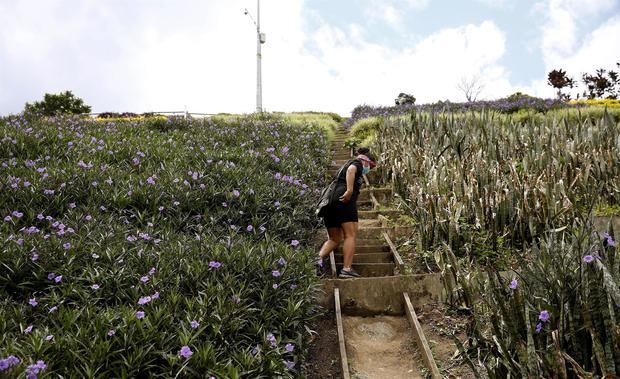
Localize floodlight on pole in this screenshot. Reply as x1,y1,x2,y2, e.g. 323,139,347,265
244,1,265,113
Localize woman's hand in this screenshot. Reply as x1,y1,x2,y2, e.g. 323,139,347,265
339,190,352,203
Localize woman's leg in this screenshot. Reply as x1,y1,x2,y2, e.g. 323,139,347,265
340,221,358,270
318,227,343,259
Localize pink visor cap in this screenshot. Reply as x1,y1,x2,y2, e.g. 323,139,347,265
357,154,377,168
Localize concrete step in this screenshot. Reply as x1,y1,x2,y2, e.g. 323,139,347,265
335,245,390,254
359,219,382,228
359,187,393,202
335,263,395,277
319,274,443,315
356,238,386,246
358,226,414,239
358,209,403,219
334,252,393,263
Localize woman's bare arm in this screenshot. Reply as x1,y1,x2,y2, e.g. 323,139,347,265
339,165,357,203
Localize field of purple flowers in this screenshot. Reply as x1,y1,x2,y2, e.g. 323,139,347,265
344,93,574,128
0,114,332,377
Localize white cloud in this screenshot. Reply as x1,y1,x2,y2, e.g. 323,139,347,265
476,0,509,8
530,0,620,98
364,0,430,29
0,0,520,116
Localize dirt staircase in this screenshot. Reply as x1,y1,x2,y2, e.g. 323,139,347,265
318,128,441,379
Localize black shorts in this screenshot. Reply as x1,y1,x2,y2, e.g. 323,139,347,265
323,199,359,229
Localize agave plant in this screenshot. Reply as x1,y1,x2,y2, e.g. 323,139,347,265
375,108,620,376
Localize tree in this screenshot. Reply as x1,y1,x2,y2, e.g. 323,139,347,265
394,93,416,106
24,90,91,116
547,69,575,101
457,75,484,102
581,63,619,99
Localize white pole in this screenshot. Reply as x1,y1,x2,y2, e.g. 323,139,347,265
256,0,262,113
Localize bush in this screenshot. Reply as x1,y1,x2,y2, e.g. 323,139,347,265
346,116,383,149
24,91,91,117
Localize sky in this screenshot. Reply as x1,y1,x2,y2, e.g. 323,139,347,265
0,0,619,116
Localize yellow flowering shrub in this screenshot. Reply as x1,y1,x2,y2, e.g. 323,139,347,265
569,99,620,108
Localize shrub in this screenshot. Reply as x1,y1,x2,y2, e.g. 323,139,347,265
345,116,382,149
24,91,91,117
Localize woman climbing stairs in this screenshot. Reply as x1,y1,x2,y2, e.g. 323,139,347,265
318,128,441,378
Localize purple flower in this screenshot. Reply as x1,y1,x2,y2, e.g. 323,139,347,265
139,276,149,284
91,284,100,290
602,232,617,247
274,201,281,207
232,190,240,197
152,291,160,299
24,325,33,334
107,329,115,336
278,257,286,266
509,279,518,289
285,343,295,352
539,310,550,322
209,261,222,269
291,240,300,247
148,267,156,276
0,355,21,371
26,360,47,377
535,322,543,333
272,270,281,277
266,333,277,347
136,311,145,319
246,225,253,232
272,283,279,289
47,272,56,280
45,335,53,341
221,202,228,208
29,298,38,307
290,284,298,289
179,345,193,359
190,320,199,329
275,173,282,180
583,255,595,263
284,360,295,370
68,202,76,209
138,296,151,305
85,215,93,221
3,215,11,222
63,243,71,250
54,275,63,283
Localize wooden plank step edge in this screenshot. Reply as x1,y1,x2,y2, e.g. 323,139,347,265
403,292,441,378
335,288,351,379
382,231,404,273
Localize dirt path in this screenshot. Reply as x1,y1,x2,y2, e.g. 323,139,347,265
343,315,424,378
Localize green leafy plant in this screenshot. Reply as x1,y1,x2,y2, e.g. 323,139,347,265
0,113,332,377
24,90,91,117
